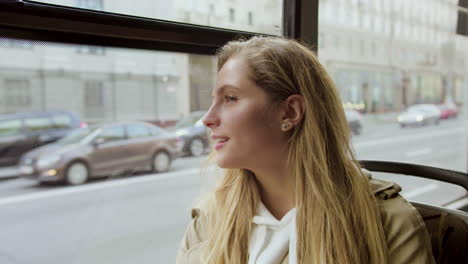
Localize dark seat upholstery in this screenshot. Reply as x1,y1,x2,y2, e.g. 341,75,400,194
413,203,468,264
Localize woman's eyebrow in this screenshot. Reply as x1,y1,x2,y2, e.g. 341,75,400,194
212,85,240,96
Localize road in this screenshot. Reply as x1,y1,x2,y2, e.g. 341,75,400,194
0,113,467,264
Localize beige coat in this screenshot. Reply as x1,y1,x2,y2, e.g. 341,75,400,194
176,177,436,264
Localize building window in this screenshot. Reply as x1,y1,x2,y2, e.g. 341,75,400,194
248,12,253,26
360,39,365,56
229,8,235,23
3,79,31,113
265,0,278,8
0,38,33,49
319,33,325,49
76,0,103,10
84,80,105,119
209,4,215,14
371,41,376,57
76,45,106,55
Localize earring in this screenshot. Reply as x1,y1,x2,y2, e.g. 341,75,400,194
281,123,289,129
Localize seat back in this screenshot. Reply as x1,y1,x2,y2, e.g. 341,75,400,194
413,202,468,264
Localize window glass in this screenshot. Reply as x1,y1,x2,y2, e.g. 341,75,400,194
150,125,164,136
36,0,283,35
24,116,53,132
99,126,125,142
0,36,217,262
58,127,94,144
0,2,466,264
372,172,466,208
174,111,206,129
0,119,22,137
127,124,151,138
319,0,468,205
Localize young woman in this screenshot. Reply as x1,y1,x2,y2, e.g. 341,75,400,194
176,36,435,264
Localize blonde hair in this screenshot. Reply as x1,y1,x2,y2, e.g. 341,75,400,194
199,36,388,264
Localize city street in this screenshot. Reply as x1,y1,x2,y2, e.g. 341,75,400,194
0,113,467,264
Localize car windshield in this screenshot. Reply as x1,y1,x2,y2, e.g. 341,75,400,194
174,116,194,128
57,127,97,145
194,119,204,127
406,107,426,113
174,116,200,129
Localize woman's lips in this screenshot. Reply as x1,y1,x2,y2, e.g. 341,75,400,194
214,139,229,150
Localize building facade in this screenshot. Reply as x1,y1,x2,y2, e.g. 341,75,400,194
318,0,466,113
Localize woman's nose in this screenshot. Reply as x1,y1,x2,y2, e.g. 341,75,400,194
202,108,219,129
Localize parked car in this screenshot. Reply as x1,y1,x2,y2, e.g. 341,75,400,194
18,122,181,185
397,104,441,127
0,110,86,167
344,109,363,135
170,111,209,157
437,103,458,119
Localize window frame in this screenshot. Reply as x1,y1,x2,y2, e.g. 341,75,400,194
0,0,318,55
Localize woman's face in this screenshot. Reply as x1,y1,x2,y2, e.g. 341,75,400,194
203,57,287,169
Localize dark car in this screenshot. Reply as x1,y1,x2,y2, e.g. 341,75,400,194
171,111,209,157
0,110,86,167
19,121,181,185
344,109,363,135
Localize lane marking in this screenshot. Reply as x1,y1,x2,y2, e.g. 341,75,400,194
0,167,202,207
354,127,467,149
403,183,438,199
405,148,432,158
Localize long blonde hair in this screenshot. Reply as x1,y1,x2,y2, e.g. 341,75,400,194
199,36,388,264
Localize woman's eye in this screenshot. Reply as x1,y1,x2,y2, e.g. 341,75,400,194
224,96,238,102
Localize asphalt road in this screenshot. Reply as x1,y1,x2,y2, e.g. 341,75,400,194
0,112,467,264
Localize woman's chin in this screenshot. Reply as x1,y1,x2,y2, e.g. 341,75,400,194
215,155,237,169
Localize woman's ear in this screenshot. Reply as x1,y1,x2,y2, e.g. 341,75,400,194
280,94,305,131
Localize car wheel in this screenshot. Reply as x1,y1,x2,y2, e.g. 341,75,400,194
189,138,205,157
400,124,406,128
435,119,440,125
65,161,89,185
152,151,171,173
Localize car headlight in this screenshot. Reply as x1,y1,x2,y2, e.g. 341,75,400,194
397,116,403,122
416,115,423,122
176,129,189,136
37,154,61,169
